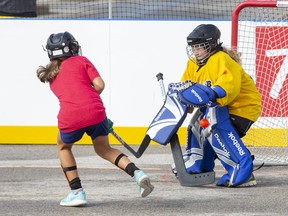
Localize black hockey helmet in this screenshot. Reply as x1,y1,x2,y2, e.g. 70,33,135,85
187,24,221,49
186,24,222,65
46,31,81,60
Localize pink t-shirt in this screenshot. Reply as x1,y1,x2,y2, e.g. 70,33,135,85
50,56,106,132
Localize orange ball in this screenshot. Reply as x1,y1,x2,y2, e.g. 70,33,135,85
200,118,209,128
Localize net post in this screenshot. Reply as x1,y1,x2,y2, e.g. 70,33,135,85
231,0,278,51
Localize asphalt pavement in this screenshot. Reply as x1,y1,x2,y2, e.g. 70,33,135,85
1,144,288,216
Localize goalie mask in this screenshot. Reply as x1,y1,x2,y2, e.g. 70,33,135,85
186,24,222,66
45,31,82,60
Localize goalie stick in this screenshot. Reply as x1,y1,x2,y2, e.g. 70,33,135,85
155,73,215,186
156,72,166,102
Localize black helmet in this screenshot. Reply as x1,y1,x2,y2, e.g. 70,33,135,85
186,24,222,65
46,31,81,60
187,24,221,49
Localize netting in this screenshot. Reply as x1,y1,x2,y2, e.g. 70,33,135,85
1,0,242,19
233,1,288,165
0,0,36,17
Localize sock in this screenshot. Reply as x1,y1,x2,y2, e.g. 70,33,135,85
69,177,82,191
125,163,139,177
72,188,83,195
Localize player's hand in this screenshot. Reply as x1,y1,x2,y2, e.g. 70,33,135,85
107,118,114,133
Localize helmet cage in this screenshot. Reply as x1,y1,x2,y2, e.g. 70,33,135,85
186,41,212,66
186,24,221,65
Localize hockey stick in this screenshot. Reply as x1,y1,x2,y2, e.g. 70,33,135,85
108,73,168,157
110,129,138,157
108,119,150,158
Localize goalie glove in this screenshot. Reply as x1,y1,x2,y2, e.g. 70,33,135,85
167,80,194,94
177,83,217,107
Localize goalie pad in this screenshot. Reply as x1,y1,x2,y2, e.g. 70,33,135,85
177,83,216,107
146,89,189,145
182,105,253,186
182,108,216,174
205,106,253,186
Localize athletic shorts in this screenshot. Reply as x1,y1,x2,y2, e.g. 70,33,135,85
230,114,254,138
59,118,109,144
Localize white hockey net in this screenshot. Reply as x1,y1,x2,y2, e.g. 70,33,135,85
231,0,288,165
232,0,288,165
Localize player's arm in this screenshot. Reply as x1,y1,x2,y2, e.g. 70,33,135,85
213,59,242,106
92,76,105,94
83,56,105,94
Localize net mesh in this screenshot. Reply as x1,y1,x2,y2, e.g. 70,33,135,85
235,2,288,164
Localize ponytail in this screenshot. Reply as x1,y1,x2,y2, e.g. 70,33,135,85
36,59,62,83
222,47,242,64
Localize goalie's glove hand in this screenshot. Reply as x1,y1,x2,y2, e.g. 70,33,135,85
177,83,217,107
168,80,194,94
107,118,114,133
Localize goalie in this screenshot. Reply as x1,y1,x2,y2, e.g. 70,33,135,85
172,24,261,187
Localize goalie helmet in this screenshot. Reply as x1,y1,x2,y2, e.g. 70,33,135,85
186,24,222,65
46,31,81,60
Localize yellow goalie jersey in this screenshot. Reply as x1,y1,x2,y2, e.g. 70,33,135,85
181,51,261,122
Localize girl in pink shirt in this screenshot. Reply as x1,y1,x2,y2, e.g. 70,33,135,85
36,32,154,207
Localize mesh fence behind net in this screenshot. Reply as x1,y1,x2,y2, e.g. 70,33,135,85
35,0,242,19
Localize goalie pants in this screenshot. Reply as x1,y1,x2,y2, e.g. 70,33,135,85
185,106,253,186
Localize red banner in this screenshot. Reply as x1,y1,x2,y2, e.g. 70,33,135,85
256,26,288,117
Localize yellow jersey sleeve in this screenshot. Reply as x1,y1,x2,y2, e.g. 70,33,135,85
180,51,261,122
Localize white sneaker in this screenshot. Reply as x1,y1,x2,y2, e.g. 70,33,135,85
134,170,154,198
60,191,87,207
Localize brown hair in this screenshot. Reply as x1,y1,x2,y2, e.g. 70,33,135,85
222,46,242,64
36,59,62,83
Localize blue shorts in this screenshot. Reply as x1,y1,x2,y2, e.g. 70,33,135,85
59,118,109,144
